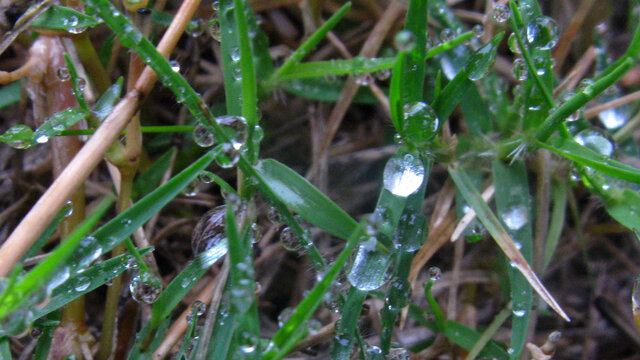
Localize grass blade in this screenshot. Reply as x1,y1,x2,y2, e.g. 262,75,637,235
449,165,570,321
93,77,124,121
277,57,396,81
0,337,10,360
132,147,176,199
31,5,102,30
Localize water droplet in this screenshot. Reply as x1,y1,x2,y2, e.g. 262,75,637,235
207,17,221,41
67,15,79,27
192,300,206,316
472,24,484,38
193,124,215,147
169,59,180,72
526,16,559,50
192,205,226,255
186,18,204,37
35,134,49,144
507,32,522,54
365,345,384,359
574,129,614,157
501,204,528,230
267,206,281,224
513,309,526,317
74,276,91,292
467,39,499,80
354,73,372,86
277,307,294,327
493,5,511,23
428,266,441,281
125,255,138,269
382,154,424,197
394,30,415,52
440,28,455,42
347,237,391,291
230,47,241,62
280,227,300,251
30,327,42,338
402,101,439,147
579,78,595,96
533,56,547,75
129,270,163,304
512,58,528,81
62,201,73,217
56,67,71,81
216,143,240,169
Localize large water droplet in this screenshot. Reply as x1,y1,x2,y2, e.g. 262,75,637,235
347,237,391,291
192,205,226,255
394,30,415,52
208,17,221,41
56,67,71,81
526,16,559,50
280,227,300,251
493,5,511,23
402,102,439,147
129,270,163,304
186,18,204,37
507,32,522,54
382,154,424,197
512,58,528,81
501,204,528,230
574,129,614,157
193,124,215,147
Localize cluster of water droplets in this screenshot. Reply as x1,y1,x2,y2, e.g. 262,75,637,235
382,154,425,197
192,115,250,169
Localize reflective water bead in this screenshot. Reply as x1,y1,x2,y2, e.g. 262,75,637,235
402,101,439,147
216,114,248,150
394,30,416,52
280,227,300,251
216,143,240,168
182,179,200,197
493,5,511,23
192,300,207,316
208,18,221,41
62,200,73,217
197,170,215,183
365,345,384,360
169,59,180,72
354,73,372,86
76,77,86,92
428,266,441,281
501,204,528,230
467,39,499,80
277,307,294,327
186,18,205,37
73,276,91,292
267,206,281,224
373,68,390,81
440,28,455,42
573,129,614,157
472,24,484,38
512,58,528,81
193,124,215,147
507,32,522,54
191,205,227,255
382,154,425,197
129,270,163,304
526,16,559,50
56,67,71,81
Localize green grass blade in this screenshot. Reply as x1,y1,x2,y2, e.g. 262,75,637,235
449,165,570,321
23,205,70,260
543,181,567,271
132,147,176,199
93,77,123,121
232,0,257,127
276,57,396,81
32,5,102,30
33,108,87,144
493,159,533,359
63,53,90,113
538,137,640,183
0,81,21,110
33,317,56,360
604,189,640,231
254,159,358,240
425,32,474,60
283,78,380,104
0,197,113,321
127,319,170,359
224,204,255,317
330,288,368,359
0,337,10,360
268,2,351,87
32,249,151,319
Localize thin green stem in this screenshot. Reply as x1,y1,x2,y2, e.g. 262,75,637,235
424,280,445,331
464,304,511,360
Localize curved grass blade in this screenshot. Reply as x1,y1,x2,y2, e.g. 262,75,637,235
538,137,640,183
254,159,358,240
265,223,364,360
0,196,113,320
493,159,533,359
31,5,102,30
32,249,151,319
449,165,570,322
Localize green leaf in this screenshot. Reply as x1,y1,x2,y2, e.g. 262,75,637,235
0,197,113,321
33,316,56,360
543,182,567,271
33,249,151,319
254,159,358,240
0,81,21,110
93,77,124,121
539,137,640,183
604,189,640,231
276,57,396,81
264,223,364,360
493,160,533,359
33,108,87,144
132,147,176,200
31,5,102,30
0,125,35,149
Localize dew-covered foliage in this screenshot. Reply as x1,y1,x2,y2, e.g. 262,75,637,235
1,0,640,359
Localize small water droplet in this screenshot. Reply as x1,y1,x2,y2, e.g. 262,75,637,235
169,59,180,72
186,18,204,37
512,58,528,81
193,124,215,147
192,300,206,316
192,205,226,255
230,47,241,62
526,16,559,50
428,266,441,281
513,309,527,317
56,67,71,81
394,30,416,52
440,28,455,42
207,17,221,41
382,154,425,197
402,101,439,147
472,24,484,38
280,227,300,251
74,276,91,292
129,270,162,304
501,204,528,230
493,5,511,23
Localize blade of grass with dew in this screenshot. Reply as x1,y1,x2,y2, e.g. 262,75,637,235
538,137,640,183
219,0,273,117
493,159,533,359
0,125,35,149
330,290,368,359
173,305,201,360
127,319,170,360
428,0,469,78
132,147,176,199
454,166,485,242
63,53,90,113
32,249,151,318
449,164,570,321
283,78,380,104
460,86,493,135
33,108,87,144
432,33,504,121
276,57,396,81
22,204,71,260
0,196,113,321
31,5,102,30
254,159,358,240
0,81,20,110
205,289,236,360
93,77,123,121
264,223,363,360
33,315,57,360
143,241,228,346
543,181,567,272
266,2,351,87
